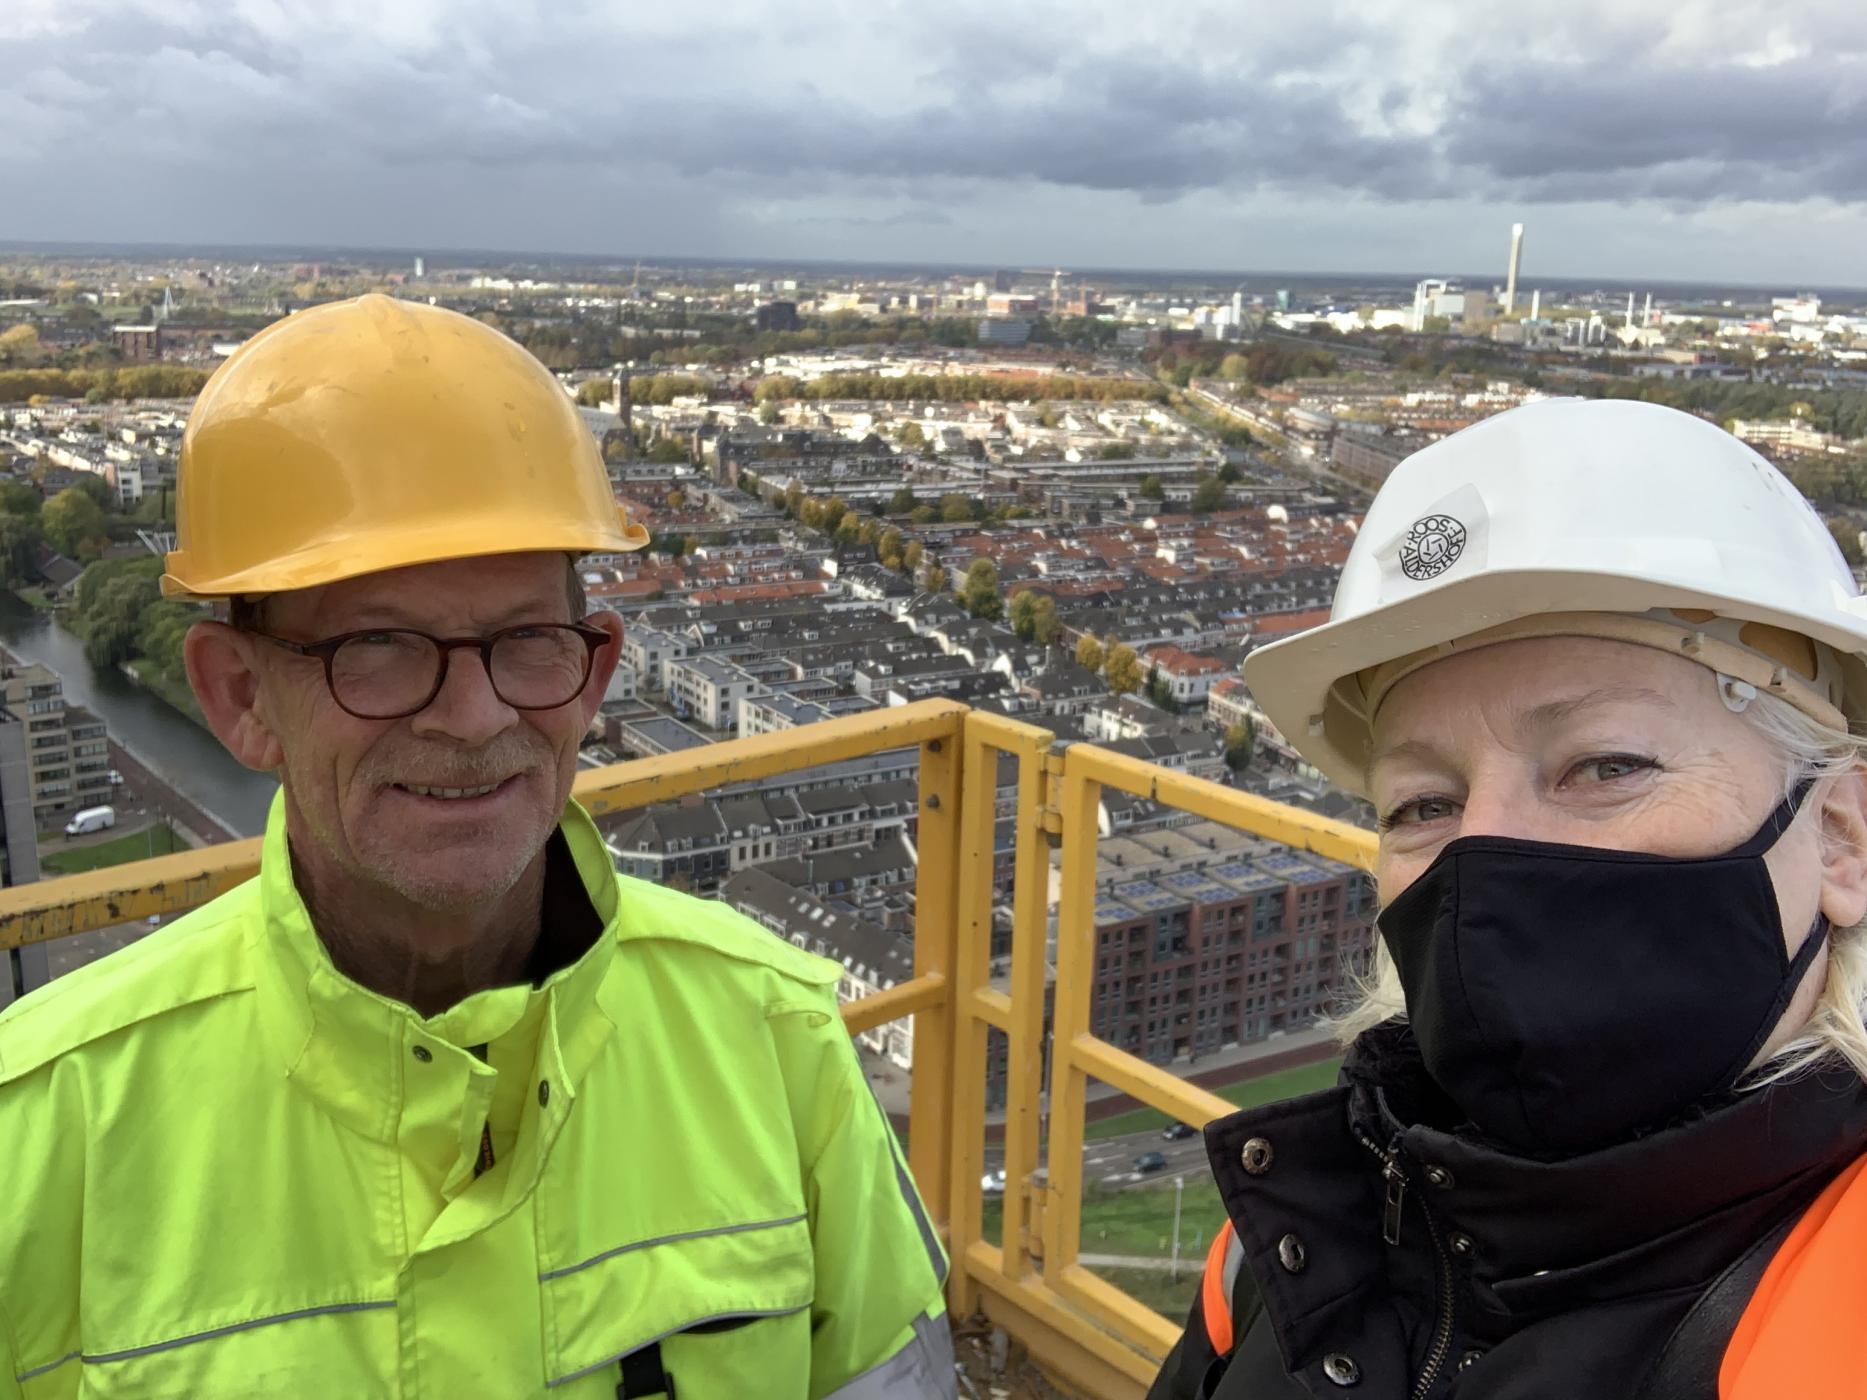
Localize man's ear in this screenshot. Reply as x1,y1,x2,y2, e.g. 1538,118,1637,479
575,610,625,729
1819,766,1867,931
184,621,284,773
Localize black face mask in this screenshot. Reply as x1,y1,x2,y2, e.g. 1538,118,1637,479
1376,783,1829,1156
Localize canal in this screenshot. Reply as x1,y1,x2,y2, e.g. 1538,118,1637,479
0,594,278,836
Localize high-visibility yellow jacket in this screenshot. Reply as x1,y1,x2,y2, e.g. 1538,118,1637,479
0,796,953,1399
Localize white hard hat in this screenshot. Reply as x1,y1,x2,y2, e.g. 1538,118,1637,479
1243,398,1867,794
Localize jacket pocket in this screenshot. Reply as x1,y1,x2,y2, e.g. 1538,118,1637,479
541,1213,815,1393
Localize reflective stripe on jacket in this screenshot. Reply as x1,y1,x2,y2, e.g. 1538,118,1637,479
0,793,953,1399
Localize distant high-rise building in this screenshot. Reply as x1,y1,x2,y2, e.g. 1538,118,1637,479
1530,289,1542,322
0,707,42,1006
1276,289,1290,311
755,301,801,333
414,255,426,279
994,269,1012,293
1504,223,1525,314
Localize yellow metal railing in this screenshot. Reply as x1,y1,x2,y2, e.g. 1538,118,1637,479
0,698,1377,1400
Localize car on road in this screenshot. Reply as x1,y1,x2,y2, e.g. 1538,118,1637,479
1162,1122,1198,1140
981,1169,1006,1197
1133,1151,1168,1174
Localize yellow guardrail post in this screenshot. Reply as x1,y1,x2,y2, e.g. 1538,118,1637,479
1000,737,1058,1281
908,722,963,1238
945,714,996,1317
1041,753,1100,1283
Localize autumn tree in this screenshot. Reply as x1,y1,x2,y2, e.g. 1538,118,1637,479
42,487,106,558
959,560,1003,620
922,562,948,595
1029,594,1061,645
940,494,975,523
1224,719,1257,771
1104,643,1142,696
1075,634,1105,674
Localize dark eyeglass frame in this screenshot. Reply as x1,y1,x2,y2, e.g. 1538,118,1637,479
249,622,612,720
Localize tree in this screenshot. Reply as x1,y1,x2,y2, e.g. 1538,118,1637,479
72,474,114,512
940,494,975,523
910,505,937,525
1828,517,1865,567
1029,594,1061,646
42,487,106,557
0,513,40,584
647,437,689,464
1009,589,1039,640
922,562,948,595
1075,634,1105,674
1145,663,1170,709
1097,441,1137,461
575,378,611,407
784,482,805,517
757,401,780,426
877,527,904,564
0,481,40,516
901,540,924,575
889,486,918,515
1224,719,1257,771
1138,474,1165,501
1104,643,1142,696
1217,461,1242,484
1218,352,1251,381
0,324,41,366
1191,475,1228,514
959,559,1003,619
897,421,927,449
665,488,686,511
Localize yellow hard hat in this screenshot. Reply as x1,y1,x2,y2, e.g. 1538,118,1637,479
161,294,649,599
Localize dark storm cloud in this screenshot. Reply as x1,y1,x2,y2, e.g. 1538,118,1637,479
3,0,1866,218
1442,58,1867,203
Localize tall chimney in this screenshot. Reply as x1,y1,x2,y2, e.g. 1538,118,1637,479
1504,223,1525,314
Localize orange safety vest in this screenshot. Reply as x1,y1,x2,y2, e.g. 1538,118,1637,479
1197,1158,1867,1395
1201,1221,1242,1355
1721,1153,1867,1398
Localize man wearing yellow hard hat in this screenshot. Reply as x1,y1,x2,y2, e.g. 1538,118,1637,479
0,296,956,1400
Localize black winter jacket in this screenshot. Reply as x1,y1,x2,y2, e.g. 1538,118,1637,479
1147,1025,1867,1400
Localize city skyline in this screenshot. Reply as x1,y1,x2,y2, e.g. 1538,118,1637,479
4,1,1867,286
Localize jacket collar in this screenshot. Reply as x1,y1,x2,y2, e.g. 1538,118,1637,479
250,790,621,1151
1206,1023,1867,1374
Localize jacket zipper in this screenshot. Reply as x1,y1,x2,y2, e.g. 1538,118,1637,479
1355,1127,1457,1400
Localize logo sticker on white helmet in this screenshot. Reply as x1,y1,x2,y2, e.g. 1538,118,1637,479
1398,515,1467,581
1374,483,1489,598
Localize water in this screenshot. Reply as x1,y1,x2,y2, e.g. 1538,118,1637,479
0,595,278,836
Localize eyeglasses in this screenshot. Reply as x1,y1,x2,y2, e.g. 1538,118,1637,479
252,623,611,720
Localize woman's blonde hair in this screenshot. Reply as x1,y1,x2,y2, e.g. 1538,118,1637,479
1329,689,1867,1089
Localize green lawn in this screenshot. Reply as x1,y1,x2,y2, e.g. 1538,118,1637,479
43,822,186,875
982,1173,1227,1259
1084,1264,1201,1323
1084,1057,1342,1140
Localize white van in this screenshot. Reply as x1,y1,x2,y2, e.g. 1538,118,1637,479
64,805,117,838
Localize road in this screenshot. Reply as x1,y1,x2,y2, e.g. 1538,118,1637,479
982,1122,1212,1192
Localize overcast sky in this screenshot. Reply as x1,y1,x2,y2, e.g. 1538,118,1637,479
6,0,1866,286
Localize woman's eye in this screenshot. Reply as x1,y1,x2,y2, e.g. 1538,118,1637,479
1568,755,1656,785
1381,795,1460,830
